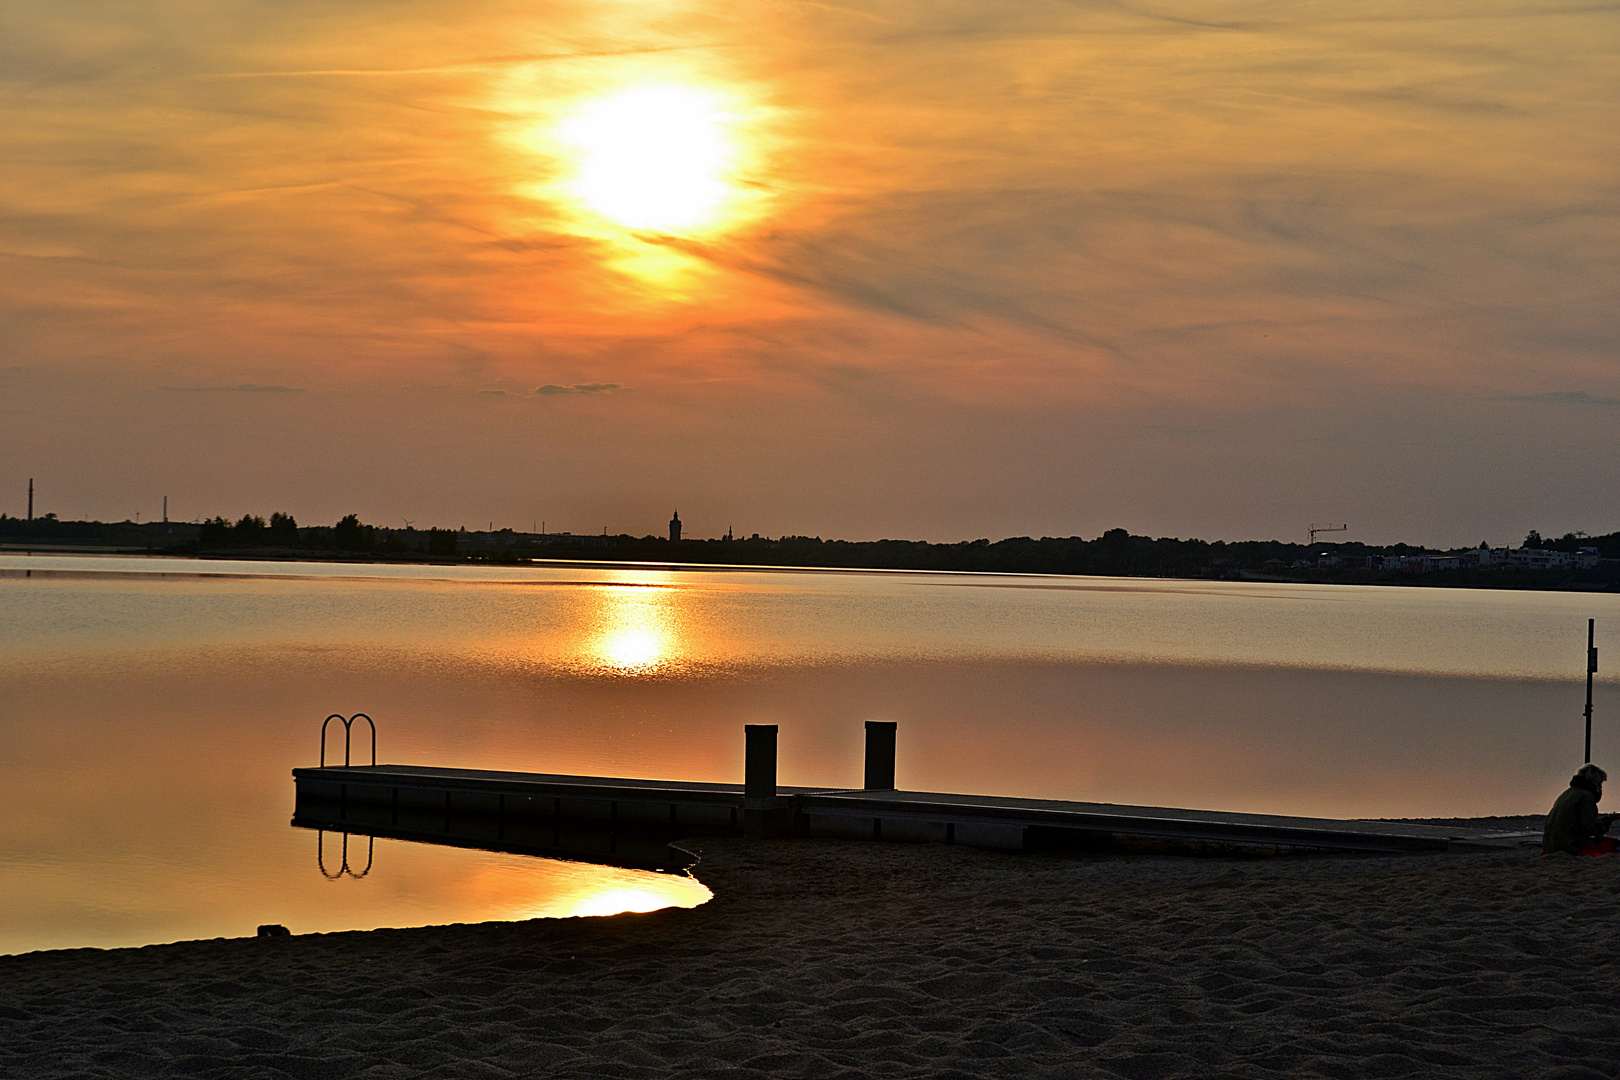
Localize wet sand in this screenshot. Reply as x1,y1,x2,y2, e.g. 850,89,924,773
5,827,1619,1079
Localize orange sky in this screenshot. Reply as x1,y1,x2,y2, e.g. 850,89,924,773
2,0,1617,544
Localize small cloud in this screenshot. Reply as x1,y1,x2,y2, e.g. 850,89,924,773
163,384,304,394
480,389,508,396
535,382,623,396
1505,390,1620,408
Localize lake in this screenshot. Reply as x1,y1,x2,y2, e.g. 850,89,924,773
2,553,1614,954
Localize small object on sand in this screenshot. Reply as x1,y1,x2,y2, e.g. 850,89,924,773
257,924,291,938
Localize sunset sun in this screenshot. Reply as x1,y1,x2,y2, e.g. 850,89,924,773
562,84,737,234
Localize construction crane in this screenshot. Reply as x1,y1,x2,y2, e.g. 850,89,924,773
1309,523,1348,545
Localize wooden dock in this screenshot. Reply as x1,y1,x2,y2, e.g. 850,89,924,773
291,722,1538,867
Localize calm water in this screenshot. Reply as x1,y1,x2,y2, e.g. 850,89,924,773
3,553,1616,954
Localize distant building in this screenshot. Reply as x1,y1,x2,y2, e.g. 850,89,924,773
1505,546,1601,570
669,510,681,543
1509,547,1573,570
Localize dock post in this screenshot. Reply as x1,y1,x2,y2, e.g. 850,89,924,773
864,721,897,790
745,724,777,802
743,724,783,838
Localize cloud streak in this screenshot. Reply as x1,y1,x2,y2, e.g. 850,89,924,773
161,384,304,394
535,383,623,396
1505,391,1620,408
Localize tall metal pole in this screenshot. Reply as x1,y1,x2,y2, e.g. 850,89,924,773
1584,618,1597,763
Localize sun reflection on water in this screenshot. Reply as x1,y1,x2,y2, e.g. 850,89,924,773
587,584,681,674
602,626,663,669
563,885,693,919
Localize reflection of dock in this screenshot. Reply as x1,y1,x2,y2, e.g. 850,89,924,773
292,722,1537,862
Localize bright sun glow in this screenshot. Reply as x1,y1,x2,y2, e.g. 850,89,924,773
563,84,736,233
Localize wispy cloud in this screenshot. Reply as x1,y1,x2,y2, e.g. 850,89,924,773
1504,390,1620,408
535,383,622,396
162,384,304,394
186,44,711,81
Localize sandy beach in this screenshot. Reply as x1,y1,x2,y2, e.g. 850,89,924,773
5,824,1619,1079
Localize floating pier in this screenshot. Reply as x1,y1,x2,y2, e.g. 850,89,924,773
292,719,1537,867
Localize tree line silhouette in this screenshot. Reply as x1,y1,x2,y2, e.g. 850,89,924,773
195,513,458,555
2,511,1617,586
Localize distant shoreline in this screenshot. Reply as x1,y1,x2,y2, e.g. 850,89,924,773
6,516,1620,591
3,541,1618,593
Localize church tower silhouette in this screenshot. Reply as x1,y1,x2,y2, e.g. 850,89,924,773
669,510,681,543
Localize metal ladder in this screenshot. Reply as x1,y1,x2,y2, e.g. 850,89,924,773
319,712,376,768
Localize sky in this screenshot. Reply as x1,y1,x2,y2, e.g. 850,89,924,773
1,0,1617,545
